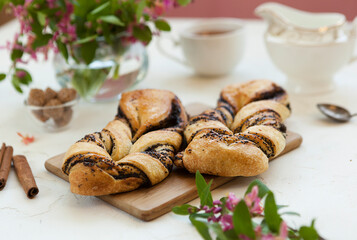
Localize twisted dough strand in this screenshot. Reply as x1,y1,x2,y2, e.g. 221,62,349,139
175,80,291,176
62,89,188,196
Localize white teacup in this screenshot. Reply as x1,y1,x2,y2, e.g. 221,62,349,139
158,18,245,77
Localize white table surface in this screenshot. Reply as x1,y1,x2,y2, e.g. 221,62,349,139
0,18,357,240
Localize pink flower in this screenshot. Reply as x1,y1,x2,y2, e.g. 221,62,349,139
46,0,56,8
278,221,288,239
239,235,252,240
202,205,212,213
245,186,259,207
17,132,35,145
213,207,222,214
220,214,233,231
24,0,33,6
226,192,240,211
213,200,222,205
255,225,262,237
16,70,26,78
244,186,263,215
250,199,263,215
163,0,175,10
207,215,220,223
261,234,275,240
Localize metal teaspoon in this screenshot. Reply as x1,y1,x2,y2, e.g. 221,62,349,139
317,103,357,122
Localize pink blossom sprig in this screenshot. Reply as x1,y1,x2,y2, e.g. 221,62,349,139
173,171,323,240
0,0,191,93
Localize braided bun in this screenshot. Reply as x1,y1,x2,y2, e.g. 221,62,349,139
62,89,188,196
175,80,290,177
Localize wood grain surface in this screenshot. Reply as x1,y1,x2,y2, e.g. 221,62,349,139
44,103,303,221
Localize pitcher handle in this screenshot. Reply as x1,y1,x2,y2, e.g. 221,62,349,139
351,17,357,63
156,34,189,67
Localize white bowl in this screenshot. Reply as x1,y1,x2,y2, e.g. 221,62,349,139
24,98,79,132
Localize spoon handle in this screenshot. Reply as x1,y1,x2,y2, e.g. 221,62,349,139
351,113,357,117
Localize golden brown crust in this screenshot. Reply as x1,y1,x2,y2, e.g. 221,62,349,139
231,100,290,133
241,125,285,160
118,153,169,186
219,79,289,114
103,120,132,161
178,80,290,177
130,130,182,154
182,131,269,176
69,164,144,196
184,119,231,143
62,89,188,196
118,89,187,141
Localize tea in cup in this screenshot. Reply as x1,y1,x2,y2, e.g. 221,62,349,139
158,18,245,77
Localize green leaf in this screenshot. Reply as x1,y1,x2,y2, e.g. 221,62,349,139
11,75,22,93
277,205,289,210
90,1,110,15
113,63,120,79
74,35,98,45
0,73,6,81
189,214,213,240
58,0,66,9
11,48,23,61
135,0,146,22
37,12,46,26
233,200,255,239
209,223,229,240
245,179,270,198
29,12,43,35
133,25,152,43
80,40,98,65
223,229,239,240
280,211,301,217
264,192,282,233
32,34,52,49
15,68,32,85
172,204,197,215
143,13,150,21
219,197,229,215
0,0,8,10
299,220,320,240
70,66,110,98
155,19,171,31
177,0,191,6
56,40,69,61
195,171,213,207
99,15,124,26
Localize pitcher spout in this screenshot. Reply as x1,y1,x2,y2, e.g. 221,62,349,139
255,2,346,31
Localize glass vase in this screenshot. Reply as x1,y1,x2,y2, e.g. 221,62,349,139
54,36,148,102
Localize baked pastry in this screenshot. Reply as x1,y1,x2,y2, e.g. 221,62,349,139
175,80,290,177
62,89,188,195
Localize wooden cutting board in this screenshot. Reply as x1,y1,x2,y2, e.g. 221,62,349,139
44,103,302,221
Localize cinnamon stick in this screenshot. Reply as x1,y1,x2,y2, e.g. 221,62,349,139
0,143,5,167
0,146,13,190
13,155,39,199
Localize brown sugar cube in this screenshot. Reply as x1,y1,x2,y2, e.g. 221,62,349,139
57,88,77,103
44,87,57,103
28,89,46,106
54,108,73,127
43,99,64,119
31,110,49,122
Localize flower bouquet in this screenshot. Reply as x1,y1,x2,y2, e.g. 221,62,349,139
0,0,190,100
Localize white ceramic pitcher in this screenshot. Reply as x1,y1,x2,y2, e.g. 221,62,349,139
255,2,357,94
